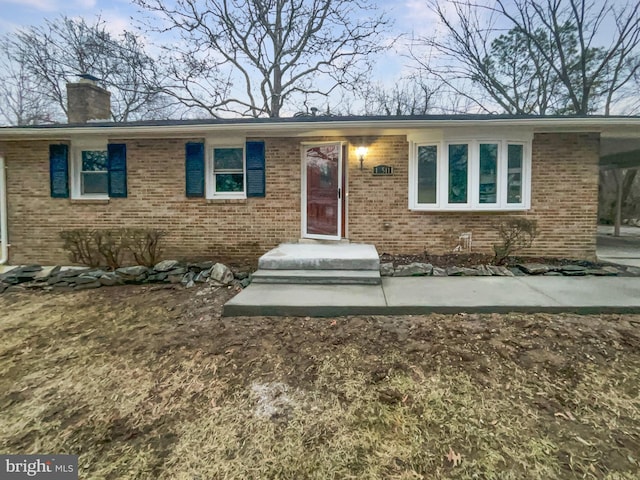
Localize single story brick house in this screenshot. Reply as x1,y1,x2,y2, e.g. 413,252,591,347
0,80,639,265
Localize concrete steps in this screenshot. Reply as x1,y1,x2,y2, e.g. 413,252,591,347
251,269,381,285
254,242,380,285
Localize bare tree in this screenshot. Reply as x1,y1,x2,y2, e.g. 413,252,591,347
3,16,173,123
358,77,441,116
134,0,392,118
0,39,55,125
413,0,640,115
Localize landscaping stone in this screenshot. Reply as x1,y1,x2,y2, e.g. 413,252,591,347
544,272,563,276
395,262,433,277
446,266,478,276
432,267,447,276
4,285,25,293
627,266,640,276
166,266,187,276
487,265,514,276
154,260,180,272
517,263,550,275
99,273,122,286
234,271,250,280
116,265,149,278
508,267,526,276
194,270,210,283
196,261,215,271
75,275,101,285
0,283,7,294
33,266,61,281
210,263,234,285
181,271,196,288
586,268,618,276
379,262,395,277
147,272,169,282
80,269,107,279
562,269,587,276
475,265,493,276
240,278,251,288
75,281,102,290
558,265,587,273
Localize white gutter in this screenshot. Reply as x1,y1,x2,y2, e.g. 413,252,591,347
0,155,7,265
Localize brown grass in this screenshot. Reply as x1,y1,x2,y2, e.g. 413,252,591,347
1,286,639,479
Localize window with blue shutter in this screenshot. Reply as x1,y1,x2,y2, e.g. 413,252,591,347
49,144,69,198
107,143,127,197
185,142,205,197
246,141,266,197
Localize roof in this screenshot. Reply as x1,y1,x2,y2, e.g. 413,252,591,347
1,115,640,155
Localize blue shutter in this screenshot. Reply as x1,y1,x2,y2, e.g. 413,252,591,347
108,143,127,198
246,141,265,197
49,144,69,198
185,142,205,197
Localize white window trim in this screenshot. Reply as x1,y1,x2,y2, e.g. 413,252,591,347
409,137,531,212
205,141,247,200
70,139,109,200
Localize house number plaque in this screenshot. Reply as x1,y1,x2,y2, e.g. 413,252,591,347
373,165,394,176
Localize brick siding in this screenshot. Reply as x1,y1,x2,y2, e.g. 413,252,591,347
0,132,599,264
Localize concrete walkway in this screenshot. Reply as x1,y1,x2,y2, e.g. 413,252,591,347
223,276,640,316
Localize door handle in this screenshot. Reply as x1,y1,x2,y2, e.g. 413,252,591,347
338,187,341,199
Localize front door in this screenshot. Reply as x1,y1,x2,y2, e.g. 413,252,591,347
302,143,342,240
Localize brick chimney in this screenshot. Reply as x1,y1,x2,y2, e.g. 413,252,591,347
66,74,111,123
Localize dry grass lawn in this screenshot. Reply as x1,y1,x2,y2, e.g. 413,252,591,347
1,284,639,479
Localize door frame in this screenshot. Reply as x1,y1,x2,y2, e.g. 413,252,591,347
300,141,345,240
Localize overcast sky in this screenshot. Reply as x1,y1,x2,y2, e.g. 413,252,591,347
0,0,438,109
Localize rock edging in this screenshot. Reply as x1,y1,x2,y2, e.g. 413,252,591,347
380,261,639,277
0,261,251,294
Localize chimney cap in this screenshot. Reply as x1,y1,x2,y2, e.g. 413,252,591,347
78,73,101,83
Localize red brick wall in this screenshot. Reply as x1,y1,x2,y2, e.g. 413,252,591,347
0,132,599,264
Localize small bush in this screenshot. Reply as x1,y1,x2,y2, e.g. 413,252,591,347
95,230,129,270
60,229,103,268
59,228,166,268
493,217,538,265
126,229,166,267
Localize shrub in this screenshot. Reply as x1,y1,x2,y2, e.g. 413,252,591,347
126,229,166,267
492,217,538,265
60,228,166,268
59,229,103,268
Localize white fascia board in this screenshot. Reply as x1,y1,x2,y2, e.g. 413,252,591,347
1,117,640,141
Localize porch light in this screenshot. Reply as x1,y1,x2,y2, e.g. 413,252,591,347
356,146,368,170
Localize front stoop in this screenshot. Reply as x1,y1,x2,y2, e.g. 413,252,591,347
254,242,380,285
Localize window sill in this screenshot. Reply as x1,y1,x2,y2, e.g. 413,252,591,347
206,198,248,204
410,205,529,212
70,198,110,205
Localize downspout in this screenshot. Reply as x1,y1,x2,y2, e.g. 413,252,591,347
0,155,8,264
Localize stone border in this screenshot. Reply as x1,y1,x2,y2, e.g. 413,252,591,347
381,262,640,277
0,261,251,294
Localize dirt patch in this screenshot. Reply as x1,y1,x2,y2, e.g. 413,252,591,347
1,287,640,479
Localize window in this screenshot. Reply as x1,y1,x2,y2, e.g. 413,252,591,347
207,144,246,198
71,141,109,199
410,138,530,211
81,150,108,195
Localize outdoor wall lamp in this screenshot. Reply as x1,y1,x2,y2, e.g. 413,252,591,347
356,146,368,170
